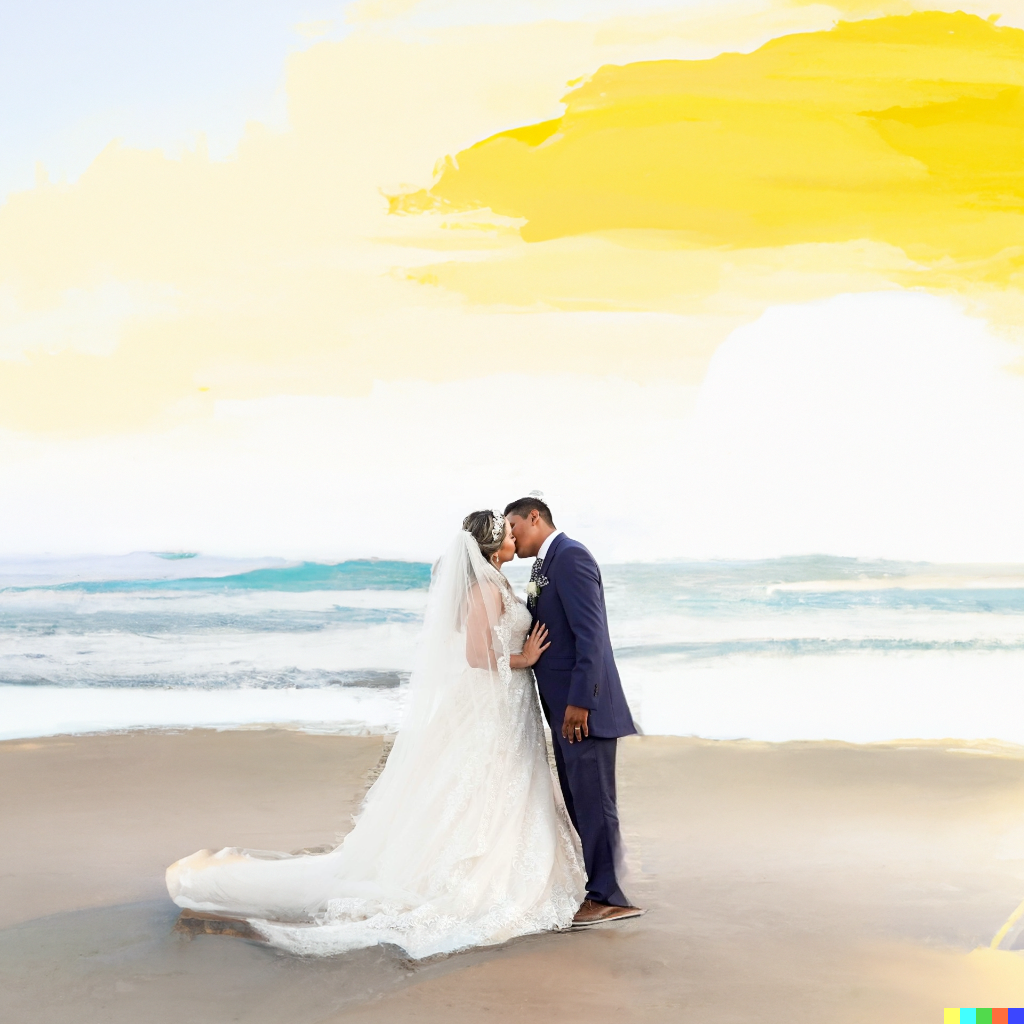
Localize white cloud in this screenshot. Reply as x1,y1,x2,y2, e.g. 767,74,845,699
1,292,1022,563
676,291,1024,562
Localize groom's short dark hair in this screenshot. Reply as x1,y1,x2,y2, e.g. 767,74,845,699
503,496,555,527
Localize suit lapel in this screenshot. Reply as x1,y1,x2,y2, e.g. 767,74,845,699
539,532,568,581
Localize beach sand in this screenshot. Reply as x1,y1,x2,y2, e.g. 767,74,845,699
4,729,1024,1022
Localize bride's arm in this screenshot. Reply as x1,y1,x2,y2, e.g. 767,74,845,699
465,582,503,670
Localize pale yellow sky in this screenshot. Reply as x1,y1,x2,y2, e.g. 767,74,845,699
3,0,1023,436
2,2,1024,561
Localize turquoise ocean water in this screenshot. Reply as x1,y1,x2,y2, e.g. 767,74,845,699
3,553,1024,742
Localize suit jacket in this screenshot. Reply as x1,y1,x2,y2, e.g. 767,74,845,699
531,533,637,739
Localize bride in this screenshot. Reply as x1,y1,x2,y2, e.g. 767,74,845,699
166,510,587,958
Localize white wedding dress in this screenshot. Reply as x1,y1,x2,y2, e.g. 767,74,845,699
166,532,586,958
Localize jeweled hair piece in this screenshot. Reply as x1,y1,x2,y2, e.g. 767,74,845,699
490,511,505,542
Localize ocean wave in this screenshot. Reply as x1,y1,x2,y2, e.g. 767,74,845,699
5,559,431,594
2,555,1024,741
616,636,1024,661
0,604,422,635
0,668,407,689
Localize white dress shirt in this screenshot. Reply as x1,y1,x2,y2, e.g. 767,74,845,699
536,529,562,563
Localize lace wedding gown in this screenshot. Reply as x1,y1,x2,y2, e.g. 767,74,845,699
166,532,586,958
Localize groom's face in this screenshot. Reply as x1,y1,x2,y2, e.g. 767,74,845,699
507,511,543,559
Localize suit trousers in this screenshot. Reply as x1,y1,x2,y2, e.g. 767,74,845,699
550,731,629,907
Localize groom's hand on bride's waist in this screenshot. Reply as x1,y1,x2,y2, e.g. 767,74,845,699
562,705,589,744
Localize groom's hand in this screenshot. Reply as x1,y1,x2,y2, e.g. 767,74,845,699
562,705,589,744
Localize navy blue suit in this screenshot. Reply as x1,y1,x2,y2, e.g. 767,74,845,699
531,533,636,907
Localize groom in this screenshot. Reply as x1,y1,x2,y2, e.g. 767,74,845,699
504,495,644,926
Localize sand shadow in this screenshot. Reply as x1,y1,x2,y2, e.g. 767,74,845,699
0,898,573,1023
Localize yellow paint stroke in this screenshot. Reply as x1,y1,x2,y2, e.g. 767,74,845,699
7,7,1024,436
394,12,1024,287
991,894,1024,949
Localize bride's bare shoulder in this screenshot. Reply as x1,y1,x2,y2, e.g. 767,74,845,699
476,570,522,614
466,575,504,611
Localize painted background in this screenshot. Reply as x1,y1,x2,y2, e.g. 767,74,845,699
4,0,1024,563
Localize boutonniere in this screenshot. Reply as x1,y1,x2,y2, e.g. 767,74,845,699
526,575,549,607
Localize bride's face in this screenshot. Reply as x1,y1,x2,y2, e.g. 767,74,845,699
492,522,516,567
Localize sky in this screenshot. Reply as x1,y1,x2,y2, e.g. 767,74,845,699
15,0,1009,199
2,0,1024,562
0,0,776,199
0,1,347,200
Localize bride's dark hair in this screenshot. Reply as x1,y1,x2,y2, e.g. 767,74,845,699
462,510,504,561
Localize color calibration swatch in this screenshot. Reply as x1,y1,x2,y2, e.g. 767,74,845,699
945,1010,1024,1023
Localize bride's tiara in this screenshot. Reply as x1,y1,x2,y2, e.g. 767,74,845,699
490,511,505,542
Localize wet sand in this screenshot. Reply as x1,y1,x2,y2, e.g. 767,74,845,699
4,729,1024,1021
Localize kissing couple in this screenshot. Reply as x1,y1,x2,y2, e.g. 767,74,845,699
167,495,644,958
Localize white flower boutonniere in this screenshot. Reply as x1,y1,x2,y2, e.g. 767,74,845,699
526,576,549,607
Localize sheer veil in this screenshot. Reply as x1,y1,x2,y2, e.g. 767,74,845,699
166,529,585,958
393,528,514,752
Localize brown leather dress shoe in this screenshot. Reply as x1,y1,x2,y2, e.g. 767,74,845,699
571,899,647,928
